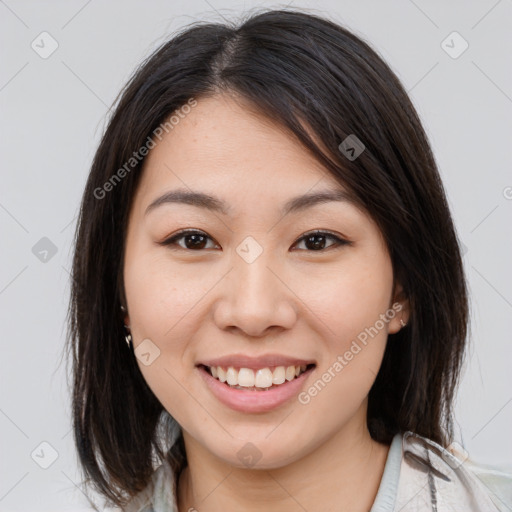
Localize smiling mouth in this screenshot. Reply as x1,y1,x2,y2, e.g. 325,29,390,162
198,363,316,391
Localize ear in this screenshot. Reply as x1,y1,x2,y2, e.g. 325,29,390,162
388,281,410,335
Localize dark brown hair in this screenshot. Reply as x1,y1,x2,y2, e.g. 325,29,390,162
66,7,469,509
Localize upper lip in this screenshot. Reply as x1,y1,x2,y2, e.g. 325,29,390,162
197,353,316,370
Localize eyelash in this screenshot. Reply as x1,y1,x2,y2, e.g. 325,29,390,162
159,229,351,252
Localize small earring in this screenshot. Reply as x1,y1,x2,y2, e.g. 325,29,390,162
121,305,132,349
123,325,133,350
400,318,407,328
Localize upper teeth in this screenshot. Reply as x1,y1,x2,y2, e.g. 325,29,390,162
209,365,308,388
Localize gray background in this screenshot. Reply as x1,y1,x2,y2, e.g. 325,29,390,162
1,0,511,510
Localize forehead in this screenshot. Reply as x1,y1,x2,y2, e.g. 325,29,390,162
135,94,347,204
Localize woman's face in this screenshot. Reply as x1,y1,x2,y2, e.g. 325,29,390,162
123,93,407,468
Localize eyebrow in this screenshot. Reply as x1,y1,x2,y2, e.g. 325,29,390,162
144,187,355,217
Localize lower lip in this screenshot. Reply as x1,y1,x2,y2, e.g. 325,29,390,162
197,365,315,413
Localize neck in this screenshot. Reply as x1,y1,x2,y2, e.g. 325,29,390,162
177,418,390,512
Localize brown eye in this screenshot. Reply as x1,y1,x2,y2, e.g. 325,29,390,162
160,230,219,250
292,231,350,251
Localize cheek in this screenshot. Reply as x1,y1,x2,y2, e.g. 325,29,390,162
124,245,212,341
123,249,205,424
293,250,394,410
295,252,394,345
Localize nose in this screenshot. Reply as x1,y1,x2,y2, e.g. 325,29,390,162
213,246,298,338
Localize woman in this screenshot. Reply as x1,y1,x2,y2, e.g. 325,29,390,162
67,8,512,512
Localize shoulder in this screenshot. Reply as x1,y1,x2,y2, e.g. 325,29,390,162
120,459,178,512
462,455,512,510
396,431,512,511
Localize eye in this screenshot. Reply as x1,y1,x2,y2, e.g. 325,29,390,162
160,229,350,252
160,229,219,250
291,230,350,251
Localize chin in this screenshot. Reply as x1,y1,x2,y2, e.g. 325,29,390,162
202,433,309,470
